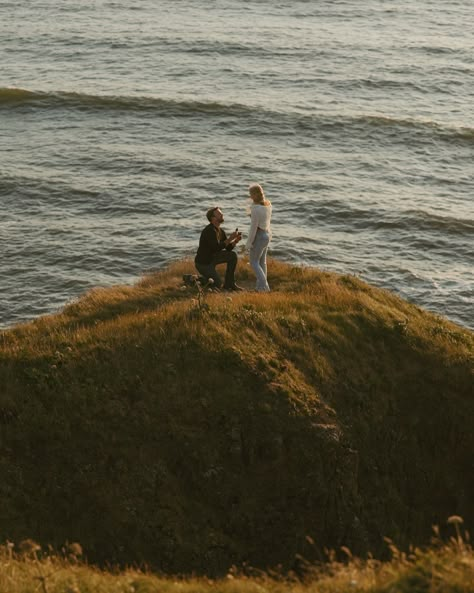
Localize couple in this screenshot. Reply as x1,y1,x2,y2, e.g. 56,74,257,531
195,184,272,292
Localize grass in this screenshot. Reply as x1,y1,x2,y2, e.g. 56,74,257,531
1,534,472,593
0,257,472,575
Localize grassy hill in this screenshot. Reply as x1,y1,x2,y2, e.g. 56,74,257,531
0,258,472,575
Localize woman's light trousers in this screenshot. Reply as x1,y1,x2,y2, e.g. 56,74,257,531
249,229,270,292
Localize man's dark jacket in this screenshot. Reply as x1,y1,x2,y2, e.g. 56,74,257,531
195,224,235,265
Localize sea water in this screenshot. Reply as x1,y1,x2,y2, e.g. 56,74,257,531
1,0,473,329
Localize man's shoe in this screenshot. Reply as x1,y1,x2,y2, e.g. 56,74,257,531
225,284,244,292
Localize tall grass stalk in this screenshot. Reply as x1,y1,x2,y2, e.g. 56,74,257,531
0,537,472,593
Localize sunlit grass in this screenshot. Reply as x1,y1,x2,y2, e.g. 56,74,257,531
2,257,470,361
1,533,472,593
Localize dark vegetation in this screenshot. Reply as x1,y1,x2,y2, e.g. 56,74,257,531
0,259,472,575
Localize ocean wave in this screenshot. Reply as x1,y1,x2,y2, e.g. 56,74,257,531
0,87,257,117
349,114,474,142
335,78,426,93
168,38,278,57
308,202,474,238
394,209,474,236
405,44,466,55
2,87,473,144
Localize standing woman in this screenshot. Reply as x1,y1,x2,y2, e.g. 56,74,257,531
246,183,272,292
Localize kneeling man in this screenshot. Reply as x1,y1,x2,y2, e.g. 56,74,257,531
195,207,243,291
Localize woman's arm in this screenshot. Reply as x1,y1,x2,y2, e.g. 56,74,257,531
246,207,259,249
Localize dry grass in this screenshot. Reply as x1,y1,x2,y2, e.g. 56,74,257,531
2,256,470,365
0,535,472,593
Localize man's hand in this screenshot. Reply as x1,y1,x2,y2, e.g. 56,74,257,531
228,231,242,245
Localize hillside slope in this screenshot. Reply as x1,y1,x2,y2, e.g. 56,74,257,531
0,259,472,575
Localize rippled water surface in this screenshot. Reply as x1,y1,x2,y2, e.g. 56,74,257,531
1,0,473,328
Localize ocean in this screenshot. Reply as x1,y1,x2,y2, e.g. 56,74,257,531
1,0,473,329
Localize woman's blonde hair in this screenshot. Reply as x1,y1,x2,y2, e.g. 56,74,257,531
249,183,270,206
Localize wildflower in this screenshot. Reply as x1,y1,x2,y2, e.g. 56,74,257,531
19,538,41,556
67,542,83,557
447,515,464,542
447,515,464,525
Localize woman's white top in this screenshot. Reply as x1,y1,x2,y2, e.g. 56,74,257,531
246,203,272,249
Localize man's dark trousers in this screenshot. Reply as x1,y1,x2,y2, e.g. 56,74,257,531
195,250,237,289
